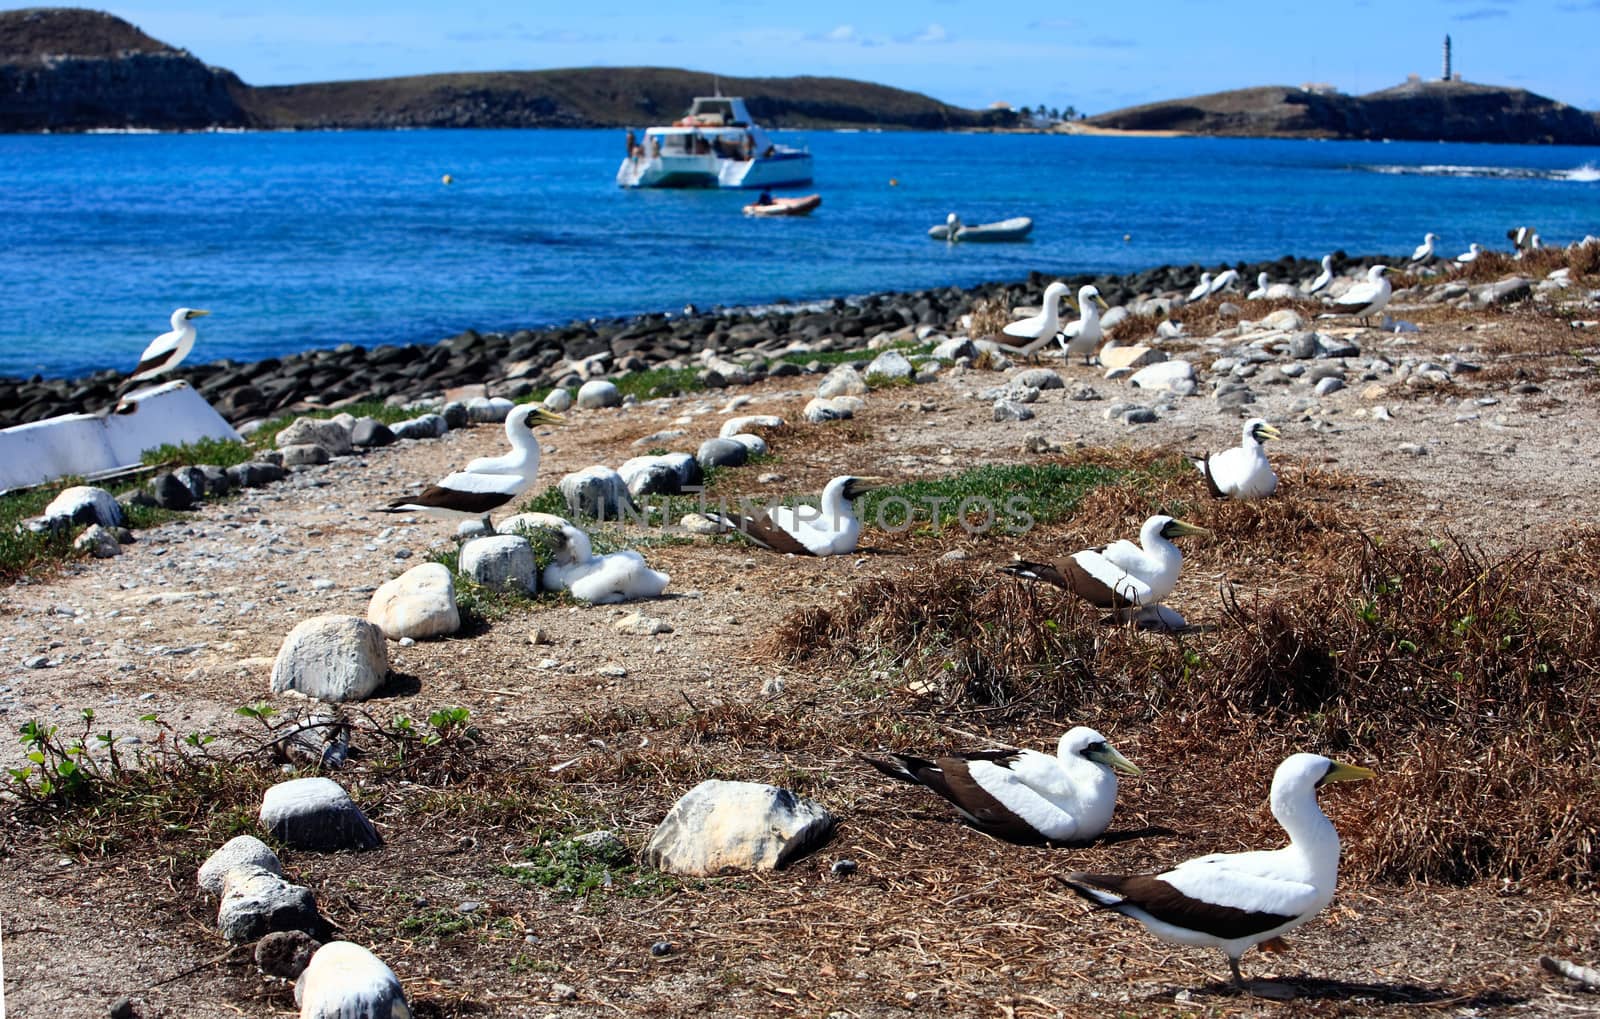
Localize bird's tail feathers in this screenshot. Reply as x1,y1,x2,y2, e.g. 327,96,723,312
859,752,934,785
1052,873,1127,910
999,560,1059,585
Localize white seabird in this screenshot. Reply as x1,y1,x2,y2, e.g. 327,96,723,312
1196,418,1281,500
1208,269,1240,295
295,940,412,1019
1304,255,1335,294
1003,281,1072,354
716,475,884,556
1058,284,1109,364
125,307,210,389
380,403,563,524
1331,264,1392,327
1001,515,1209,611
541,522,669,603
863,726,1141,844
1246,272,1270,300
1456,243,1483,265
1409,232,1440,263
1187,273,1213,303
1059,753,1374,988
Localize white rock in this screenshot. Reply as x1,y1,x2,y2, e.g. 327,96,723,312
1010,368,1065,391
719,415,785,438
43,486,122,528
1129,360,1196,393
74,524,121,558
270,615,389,703
726,433,768,456
366,563,459,640
864,350,914,381
559,466,635,520
1099,345,1167,371
816,364,868,398
643,780,835,876
275,417,353,456
467,396,514,423
295,942,410,1019
260,777,382,851
803,397,856,423
1261,309,1305,332
930,337,977,361
615,612,673,636
458,535,538,592
199,835,283,896
679,513,731,535
543,388,574,412
218,865,319,943
576,379,622,410
618,453,701,497
1100,306,1130,332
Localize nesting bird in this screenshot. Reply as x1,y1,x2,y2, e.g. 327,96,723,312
380,404,563,526
863,727,1141,844
715,475,884,556
1058,753,1374,989
1330,264,1391,327
1304,255,1335,295
1001,515,1208,612
1058,284,1109,364
1246,272,1271,301
1409,232,1440,264
1195,418,1281,500
1002,281,1072,354
540,522,669,603
124,307,210,389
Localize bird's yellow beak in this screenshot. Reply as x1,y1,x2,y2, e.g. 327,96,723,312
1088,745,1142,776
1064,300,1079,314
1095,296,1110,311
843,476,889,500
1321,761,1376,784
186,309,212,319
1164,519,1211,539
1258,424,1283,441
533,407,565,424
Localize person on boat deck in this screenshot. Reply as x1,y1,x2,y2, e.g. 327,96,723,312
625,129,642,160
650,137,661,158
742,132,755,160
757,189,774,206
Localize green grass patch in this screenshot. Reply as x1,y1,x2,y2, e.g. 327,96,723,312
610,366,705,401
860,462,1125,536
505,833,678,899
0,484,77,582
142,436,254,468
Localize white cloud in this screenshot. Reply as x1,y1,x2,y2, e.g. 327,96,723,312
911,23,947,44
825,24,855,42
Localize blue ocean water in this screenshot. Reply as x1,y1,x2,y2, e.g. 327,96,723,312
1,129,1597,379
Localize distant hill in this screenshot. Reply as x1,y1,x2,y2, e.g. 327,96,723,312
1086,81,1600,145
0,7,1013,132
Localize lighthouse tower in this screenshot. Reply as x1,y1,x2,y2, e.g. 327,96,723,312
1442,35,1453,81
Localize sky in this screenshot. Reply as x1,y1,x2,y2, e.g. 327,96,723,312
105,0,1600,114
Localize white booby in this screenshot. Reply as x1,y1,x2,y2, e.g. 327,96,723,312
1246,272,1270,300
1058,753,1374,987
1187,273,1213,303
715,475,884,556
1456,243,1482,265
295,940,412,1019
1304,255,1334,294
1001,515,1208,611
125,307,210,388
380,404,563,524
1331,264,1392,327
863,726,1141,844
1208,269,1240,295
1003,281,1072,354
1409,232,1439,263
541,522,669,603
1196,418,1281,500
1058,284,1109,364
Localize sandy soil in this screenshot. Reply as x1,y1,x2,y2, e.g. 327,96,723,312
2,292,1598,1018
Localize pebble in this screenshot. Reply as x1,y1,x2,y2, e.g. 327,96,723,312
831,859,859,877
650,941,673,957
23,656,49,669
597,664,629,678
1398,442,1428,456
992,399,1034,422
1314,377,1345,396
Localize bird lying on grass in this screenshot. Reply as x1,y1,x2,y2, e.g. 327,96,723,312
1001,515,1209,614
1195,418,1281,500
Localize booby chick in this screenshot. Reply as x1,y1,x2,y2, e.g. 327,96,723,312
1058,284,1109,364
1304,255,1334,294
380,404,563,525
715,475,884,556
541,522,669,603
1196,418,1281,500
1002,281,1072,355
1001,515,1208,611
124,307,210,389
863,727,1141,844
295,940,412,1019
1059,753,1374,988
1330,264,1391,327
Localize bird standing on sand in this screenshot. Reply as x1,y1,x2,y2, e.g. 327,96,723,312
1003,281,1072,354
124,307,210,389
1058,284,1109,365
714,475,885,556
1058,753,1374,990
1331,264,1392,327
380,404,563,526
1001,515,1209,613
1196,418,1281,500
862,727,1141,844
1304,255,1335,295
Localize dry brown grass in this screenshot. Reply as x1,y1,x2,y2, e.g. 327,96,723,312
966,295,1012,340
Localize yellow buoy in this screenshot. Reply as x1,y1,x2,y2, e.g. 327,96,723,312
442,174,454,185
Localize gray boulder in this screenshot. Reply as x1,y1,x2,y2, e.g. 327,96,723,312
440,401,470,429
270,615,390,703
643,780,835,876
802,397,858,423
559,466,635,520
576,379,622,409
275,417,353,457
147,472,195,510
458,535,538,592
260,777,382,851
74,524,121,558
619,454,702,497
543,388,574,413
42,486,122,528
930,337,978,361
366,562,459,640
218,865,320,943
864,350,914,382
718,415,784,439
391,414,448,441
1288,332,1320,359
467,396,514,423
1011,368,1065,391
350,418,396,448
726,433,768,457
816,364,868,398
696,437,748,470
227,461,286,488
281,443,330,467
199,835,283,895
993,400,1035,422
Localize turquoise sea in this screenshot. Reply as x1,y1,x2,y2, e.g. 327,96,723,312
1,129,1597,378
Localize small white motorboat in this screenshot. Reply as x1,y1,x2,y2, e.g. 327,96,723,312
928,213,1033,243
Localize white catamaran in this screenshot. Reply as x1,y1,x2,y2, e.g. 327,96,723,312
616,96,813,190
